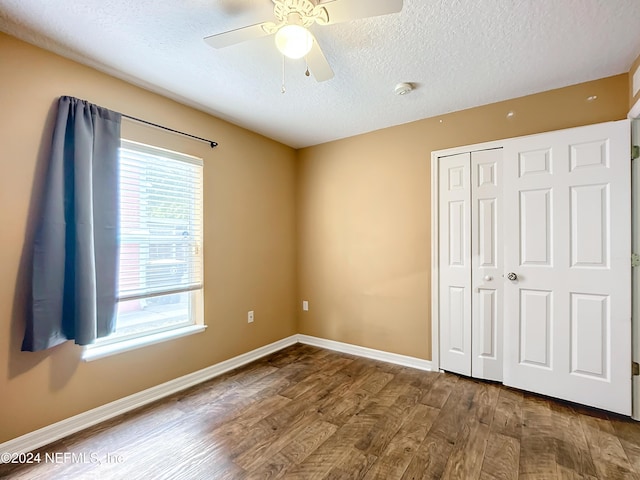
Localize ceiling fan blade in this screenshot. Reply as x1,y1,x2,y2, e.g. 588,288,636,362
204,22,271,49
317,0,403,25
306,36,334,82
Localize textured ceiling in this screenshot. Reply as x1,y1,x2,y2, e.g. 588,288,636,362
1,0,639,148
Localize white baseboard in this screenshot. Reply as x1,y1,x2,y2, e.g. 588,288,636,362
296,334,432,371
1,334,432,458
0,335,298,458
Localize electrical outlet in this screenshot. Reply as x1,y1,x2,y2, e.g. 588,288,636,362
248,310,254,323
302,300,309,311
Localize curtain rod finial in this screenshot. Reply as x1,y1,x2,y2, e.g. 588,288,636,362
210,141,218,148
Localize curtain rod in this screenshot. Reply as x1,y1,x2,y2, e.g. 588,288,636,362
121,114,218,148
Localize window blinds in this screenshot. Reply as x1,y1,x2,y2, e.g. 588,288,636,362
118,140,203,302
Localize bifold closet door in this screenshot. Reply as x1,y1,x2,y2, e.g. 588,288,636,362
503,120,631,415
438,149,503,380
438,152,472,376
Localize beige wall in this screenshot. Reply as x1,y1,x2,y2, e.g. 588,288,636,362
0,33,297,443
297,74,629,361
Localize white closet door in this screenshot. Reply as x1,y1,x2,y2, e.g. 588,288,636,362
438,152,472,376
503,120,631,415
471,149,503,381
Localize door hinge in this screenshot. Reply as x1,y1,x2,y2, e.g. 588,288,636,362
633,361,640,376
633,253,640,267
633,145,640,160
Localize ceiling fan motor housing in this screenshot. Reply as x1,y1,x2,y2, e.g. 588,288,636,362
273,0,329,26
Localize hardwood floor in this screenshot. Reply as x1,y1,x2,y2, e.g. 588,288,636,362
2,343,640,479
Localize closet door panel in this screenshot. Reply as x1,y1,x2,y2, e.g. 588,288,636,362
503,120,631,415
438,153,472,376
471,149,503,381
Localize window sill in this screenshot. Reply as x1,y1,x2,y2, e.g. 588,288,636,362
82,324,207,362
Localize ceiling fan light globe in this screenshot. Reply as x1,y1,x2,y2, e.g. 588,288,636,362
275,24,313,59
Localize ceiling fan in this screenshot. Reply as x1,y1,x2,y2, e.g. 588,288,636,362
204,0,404,82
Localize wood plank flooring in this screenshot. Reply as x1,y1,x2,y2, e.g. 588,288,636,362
2,343,640,479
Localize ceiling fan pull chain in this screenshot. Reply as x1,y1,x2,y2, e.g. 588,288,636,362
281,54,286,94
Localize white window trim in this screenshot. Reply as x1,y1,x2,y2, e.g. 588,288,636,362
82,324,207,362
83,288,205,361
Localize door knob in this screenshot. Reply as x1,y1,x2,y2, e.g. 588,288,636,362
484,275,493,281
506,272,518,281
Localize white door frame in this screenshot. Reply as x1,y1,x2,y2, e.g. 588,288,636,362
431,139,505,373
629,101,640,421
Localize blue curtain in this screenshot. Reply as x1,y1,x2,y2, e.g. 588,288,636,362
23,96,122,351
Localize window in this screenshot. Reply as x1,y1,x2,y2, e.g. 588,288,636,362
84,140,204,359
